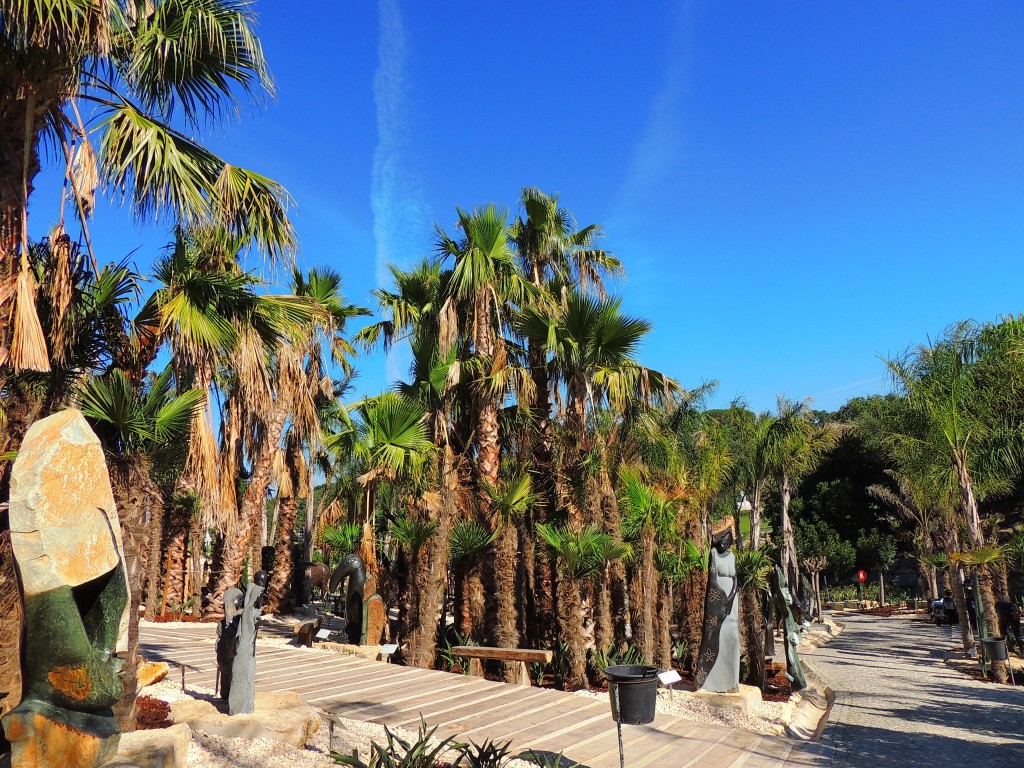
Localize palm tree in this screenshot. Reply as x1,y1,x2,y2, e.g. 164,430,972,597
79,367,203,728
436,204,527,499
449,520,495,641
760,396,842,592
537,523,626,690
1,0,294,385
618,467,677,663
510,189,620,651
735,548,772,689
482,471,536,681
884,321,1024,681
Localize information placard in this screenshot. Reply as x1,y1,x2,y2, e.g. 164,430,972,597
315,628,332,640
380,643,399,655
658,670,682,685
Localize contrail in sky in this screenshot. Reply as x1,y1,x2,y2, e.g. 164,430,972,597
372,0,423,384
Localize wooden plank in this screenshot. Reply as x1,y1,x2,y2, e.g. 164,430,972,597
450,646,553,663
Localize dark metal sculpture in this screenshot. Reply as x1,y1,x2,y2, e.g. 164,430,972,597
695,529,741,692
996,599,1022,654
329,554,366,645
216,571,267,715
770,565,806,692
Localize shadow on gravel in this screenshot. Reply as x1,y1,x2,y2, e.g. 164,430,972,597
835,722,1022,768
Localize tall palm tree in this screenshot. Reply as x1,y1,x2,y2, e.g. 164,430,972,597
1,0,294,384
884,320,1024,681
79,367,203,728
618,467,678,663
760,396,842,592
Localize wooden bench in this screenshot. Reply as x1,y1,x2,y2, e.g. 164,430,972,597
293,617,322,648
450,646,553,687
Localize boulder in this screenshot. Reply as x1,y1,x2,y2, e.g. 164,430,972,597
688,683,763,716
7,409,129,650
136,663,170,691
2,410,130,768
98,724,191,768
170,692,320,748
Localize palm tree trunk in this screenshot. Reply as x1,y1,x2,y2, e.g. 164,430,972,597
640,528,656,663
160,504,189,616
206,399,289,618
108,458,154,731
266,443,300,614
957,467,1008,682
741,586,766,688
493,524,520,681
780,471,800,591
143,491,164,618
655,578,672,671
594,562,613,653
750,481,764,550
559,574,587,690
408,456,456,668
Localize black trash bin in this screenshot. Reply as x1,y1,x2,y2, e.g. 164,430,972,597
605,665,658,725
982,637,1009,662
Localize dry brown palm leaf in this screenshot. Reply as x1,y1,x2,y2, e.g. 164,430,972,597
315,499,345,542
10,263,50,372
47,226,74,362
232,324,272,414
184,394,222,527
71,135,99,219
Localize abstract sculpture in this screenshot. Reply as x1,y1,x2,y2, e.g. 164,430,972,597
329,553,386,645
695,529,740,693
1,410,130,768
770,565,807,692
216,571,267,715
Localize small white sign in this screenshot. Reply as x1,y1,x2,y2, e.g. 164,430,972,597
658,670,682,685
380,643,399,655
315,628,332,640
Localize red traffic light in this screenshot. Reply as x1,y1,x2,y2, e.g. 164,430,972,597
857,570,867,583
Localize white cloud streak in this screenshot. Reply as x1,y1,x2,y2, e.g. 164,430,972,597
372,0,424,385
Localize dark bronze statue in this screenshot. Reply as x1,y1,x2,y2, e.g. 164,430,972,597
330,554,366,645
695,530,740,693
216,570,267,715
770,565,806,691
996,599,1022,654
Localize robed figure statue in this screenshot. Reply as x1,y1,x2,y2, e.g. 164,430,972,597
695,529,741,693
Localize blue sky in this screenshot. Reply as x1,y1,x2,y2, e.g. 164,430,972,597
32,2,1024,413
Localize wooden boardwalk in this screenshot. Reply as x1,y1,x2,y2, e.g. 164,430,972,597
140,623,808,768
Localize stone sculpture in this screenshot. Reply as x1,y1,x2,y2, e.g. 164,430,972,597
695,529,740,693
328,553,386,645
770,565,807,692
216,571,267,715
1,409,130,768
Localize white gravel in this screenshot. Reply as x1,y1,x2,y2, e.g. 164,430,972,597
573,688,789,736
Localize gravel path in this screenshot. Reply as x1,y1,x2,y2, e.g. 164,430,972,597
798,612,1024,768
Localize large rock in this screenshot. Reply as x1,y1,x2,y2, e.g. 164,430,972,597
98,724,191,768
688,683,763,716
2,410,130,768
2,706,119,768
7,409,129,651
136,663,170,691
170,692,320,748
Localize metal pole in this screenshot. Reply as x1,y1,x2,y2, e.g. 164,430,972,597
613,682,625,768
